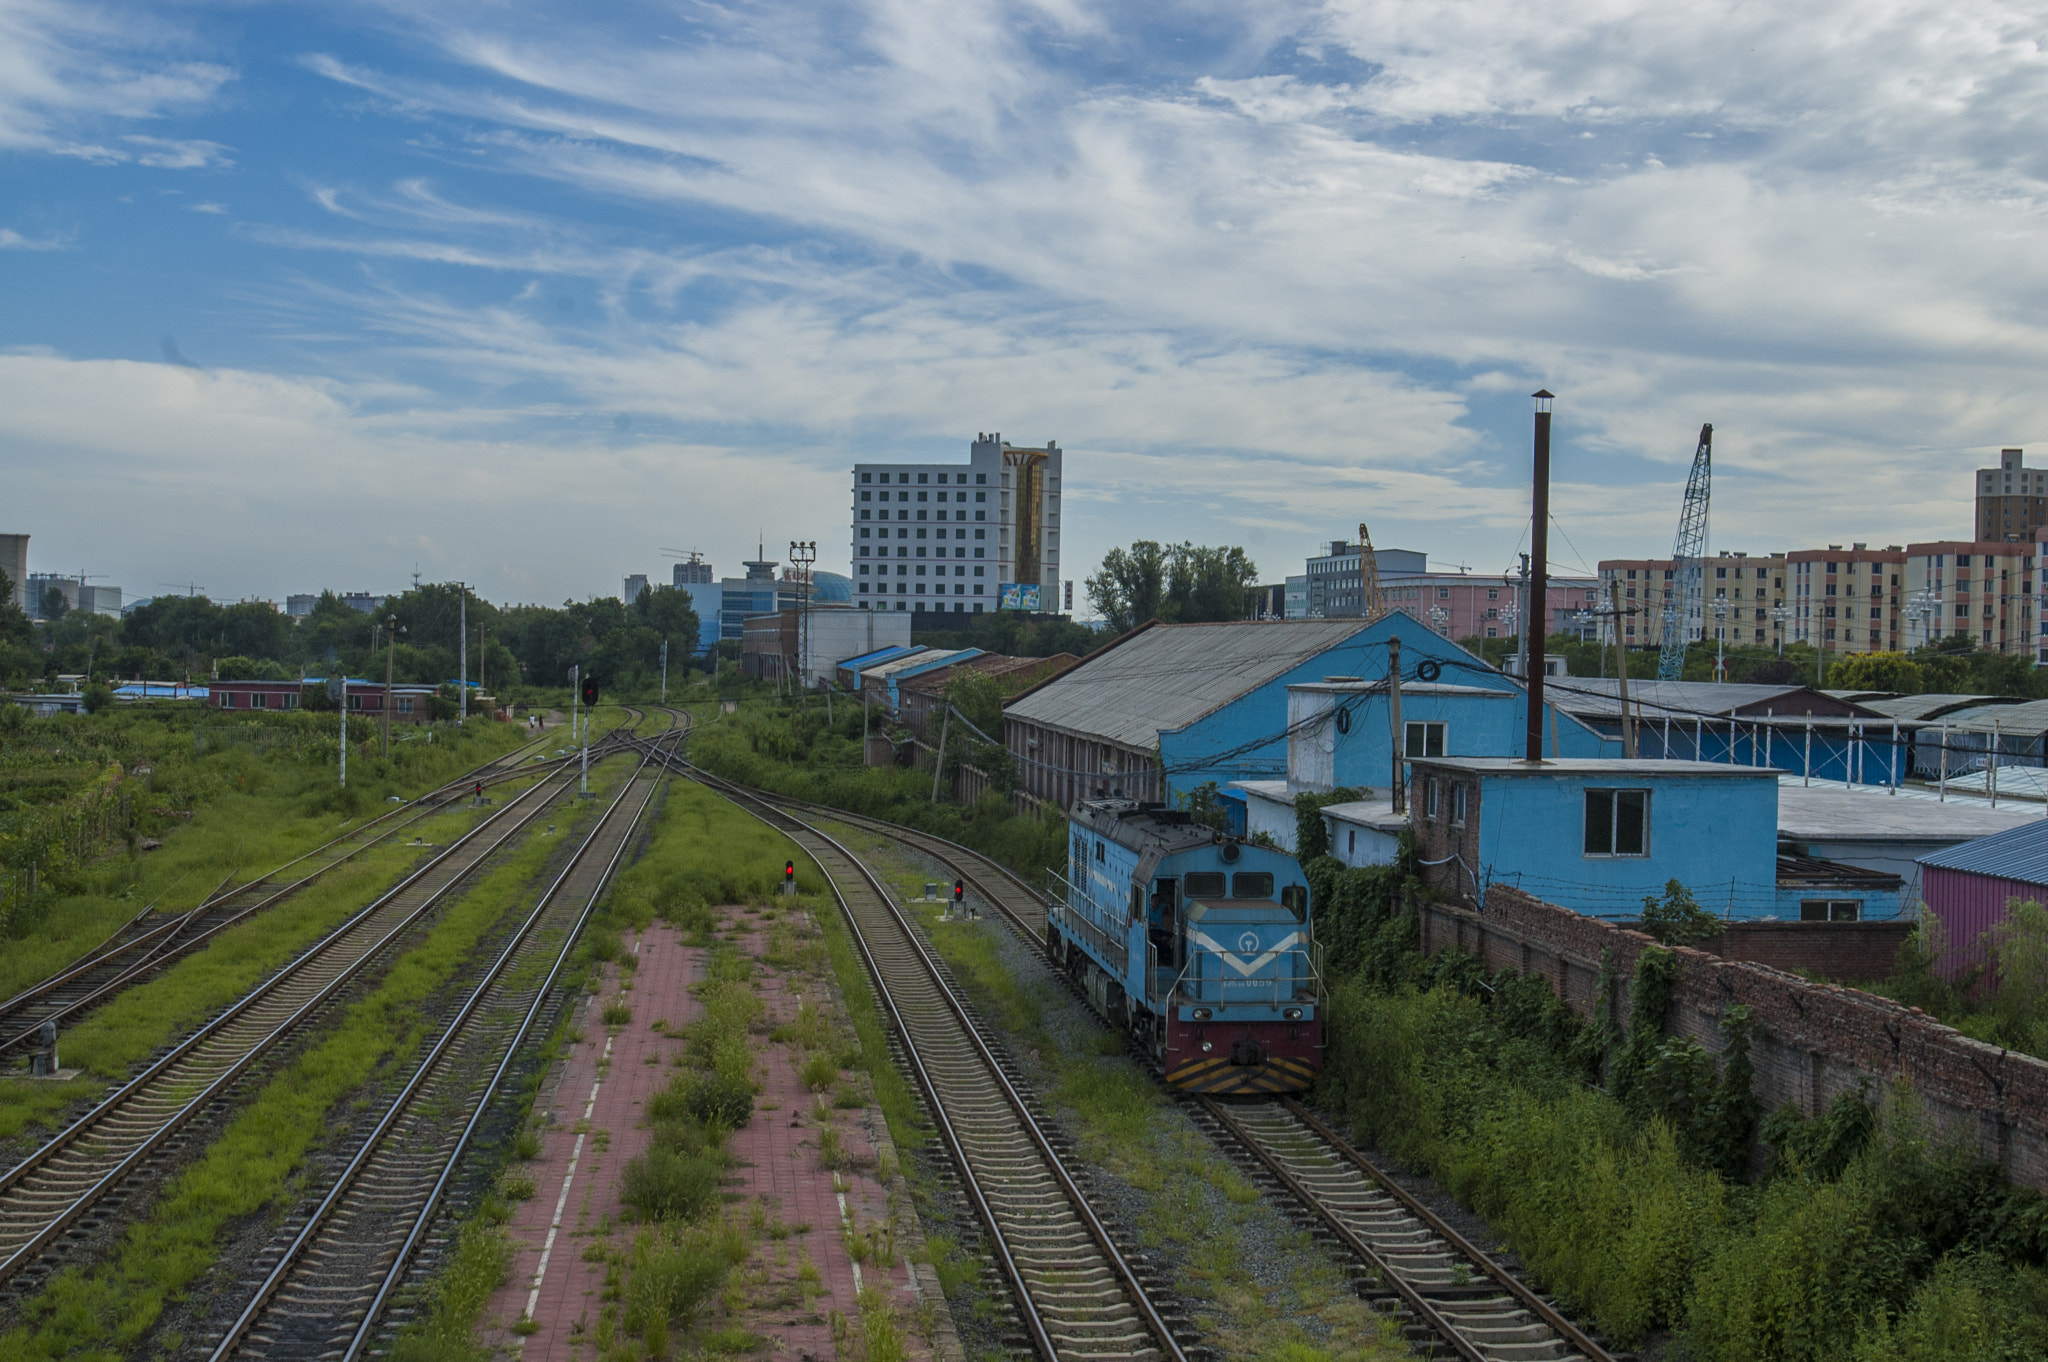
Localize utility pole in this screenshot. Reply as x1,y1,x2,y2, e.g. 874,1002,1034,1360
1387,634,1405,813
457,584,468,724
1513,553,1531,680
789,540,816,703
1609,579,1636,759
660,639,669,702
931,706,951,802
1525,391,1554,763
570,664,586,796
381,614,397,758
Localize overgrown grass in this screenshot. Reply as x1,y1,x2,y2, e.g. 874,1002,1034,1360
0,757,624,1361
0,711,538,1001
386,1217,518,1362
0,787,533,1141
686,701,1069,887
1309,854,2048,1358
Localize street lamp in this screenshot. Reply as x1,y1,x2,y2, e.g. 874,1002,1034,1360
1905,590,1940,651
1427,604,1450,636
1769,603,1792,656
1710,597,1730,681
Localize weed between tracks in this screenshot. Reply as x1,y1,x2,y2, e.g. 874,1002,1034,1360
0,757,630,1362
827,825,1407,1362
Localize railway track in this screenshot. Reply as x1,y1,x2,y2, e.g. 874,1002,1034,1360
0,748,607,1292
659,751,1622,1362
689,768,1192,1362
0,719,634,1066
205,725,678,1361
1191,1099,1623,1362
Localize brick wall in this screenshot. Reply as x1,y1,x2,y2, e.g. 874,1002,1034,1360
1410,771,1483,901
1702,919,1916,982
1410,884,2048,1195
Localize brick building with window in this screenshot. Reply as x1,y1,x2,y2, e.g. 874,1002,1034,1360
210,678,440,722
1904,541,2036,654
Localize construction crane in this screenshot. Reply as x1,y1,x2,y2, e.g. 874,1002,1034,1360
1657,423,1714,680
1358,521,1389,623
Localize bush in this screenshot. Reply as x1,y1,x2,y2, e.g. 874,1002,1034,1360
623,1231,728,1334
602,1000,632,1028
801,1053,839,1091
621,1147,722,1222
650,1073,755,1132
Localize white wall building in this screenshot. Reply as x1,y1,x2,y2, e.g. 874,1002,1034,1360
850,433,1062,616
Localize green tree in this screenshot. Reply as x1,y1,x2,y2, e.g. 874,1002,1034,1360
1087,540,1170,632
1086,540,1260,632
1825,651,1926,694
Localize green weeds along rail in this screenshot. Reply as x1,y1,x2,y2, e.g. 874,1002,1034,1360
678,765,1189,1362
0,754,600,1296
206,730,681,1361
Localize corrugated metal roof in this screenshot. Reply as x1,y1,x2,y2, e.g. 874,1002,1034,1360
1858,693,2016,721
841,644,922,671
862,649,966,682
1546,678,1878,721
1004,620,1372,751
1933,699,2048,735
1919,819,2048,884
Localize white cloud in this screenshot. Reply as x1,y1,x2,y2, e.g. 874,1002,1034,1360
187,201,227,214
0,0,232,157
0,227,66,250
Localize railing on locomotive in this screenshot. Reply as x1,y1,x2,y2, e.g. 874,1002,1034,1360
1166,933,1320,1009
1045,870,1131,977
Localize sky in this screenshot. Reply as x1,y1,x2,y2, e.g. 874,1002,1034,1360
4,0,2047,610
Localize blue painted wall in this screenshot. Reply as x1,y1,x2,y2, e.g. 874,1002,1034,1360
1157,613,1494,804
1308,688,1619,793
1454,764,1783,918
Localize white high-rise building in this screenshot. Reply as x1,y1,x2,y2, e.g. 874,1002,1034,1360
850,433,1062,615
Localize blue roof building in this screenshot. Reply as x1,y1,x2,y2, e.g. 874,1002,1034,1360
1408,756,1906,920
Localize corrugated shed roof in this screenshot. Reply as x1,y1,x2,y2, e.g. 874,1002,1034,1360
862,649,966,682
840,644,921,671
1858,693,2015,721
1547,678,1896,723
1003,620,1372,750
1934,699,2048,735
1919,820,2048,884
899,652,1079,696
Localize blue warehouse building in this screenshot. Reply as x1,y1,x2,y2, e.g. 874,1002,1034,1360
1407,756,1907,920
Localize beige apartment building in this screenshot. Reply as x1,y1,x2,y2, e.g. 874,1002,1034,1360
1596,551,1791,651
1977,448,2048,543
1904,541,2038,654
1786,545,1906,655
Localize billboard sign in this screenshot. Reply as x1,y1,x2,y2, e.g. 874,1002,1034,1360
999,583,1042,612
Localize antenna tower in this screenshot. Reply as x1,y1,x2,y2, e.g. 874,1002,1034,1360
1657,423,1713,680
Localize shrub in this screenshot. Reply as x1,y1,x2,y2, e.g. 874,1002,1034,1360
602,1000,632,1028
621,1147,722,1222
650,1073,755,1132
623,1231,728,1335
800,1053,839,1092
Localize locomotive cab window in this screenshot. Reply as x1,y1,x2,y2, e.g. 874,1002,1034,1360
1584,789,1649,856
1281,884,1308,919
1182,871,1226,899
1230,871,1275,899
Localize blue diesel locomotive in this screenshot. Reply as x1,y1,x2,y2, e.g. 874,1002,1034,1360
1049,799,1322,1094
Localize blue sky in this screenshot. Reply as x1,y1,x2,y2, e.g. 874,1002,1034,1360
4,0,2047,608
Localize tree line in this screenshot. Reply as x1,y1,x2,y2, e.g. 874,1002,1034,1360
0,572,700,697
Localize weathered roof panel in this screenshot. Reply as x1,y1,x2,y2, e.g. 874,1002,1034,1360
1920,820,2048,885
1004,620,1373,750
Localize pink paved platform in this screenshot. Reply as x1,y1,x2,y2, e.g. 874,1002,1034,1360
482,912,947,1361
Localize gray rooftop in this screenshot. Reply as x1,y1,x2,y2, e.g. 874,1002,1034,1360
1409,757,1776,777
1932,699,2048,735
1920,820,2048,883
1004,620,1372,750
1319,797,1409,833
1545,678,1878,722
1775,780,2043,842
1856,693,2016,722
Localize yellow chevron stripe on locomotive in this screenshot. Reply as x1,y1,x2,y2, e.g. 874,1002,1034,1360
1165,1053,1316,1096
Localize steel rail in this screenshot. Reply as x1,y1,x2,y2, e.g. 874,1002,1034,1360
1197,1099,1487,1362
207,730,673,1360
699,773,1187,1362
0,723,621,1059
338,728,678,1360
0,759,595,1284
1282,1098,1616,1362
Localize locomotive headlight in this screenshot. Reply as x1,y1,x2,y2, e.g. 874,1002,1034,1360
1192,1008,1212,1021
1283,1007,1304,1020
1201,1041,1214,1052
